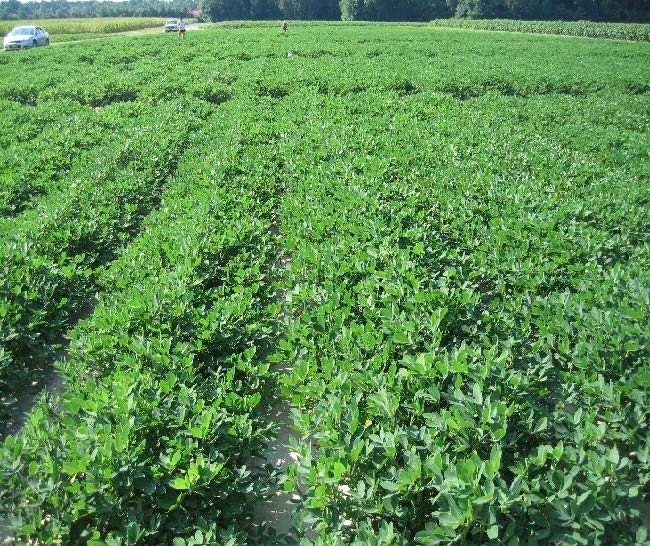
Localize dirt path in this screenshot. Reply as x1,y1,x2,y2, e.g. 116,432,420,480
249,199,322,541
251,213,299,539
1,351,63,438
50,23,206,47
251,373,301,540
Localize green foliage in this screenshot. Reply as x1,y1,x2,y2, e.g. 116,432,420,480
4,0,650,23
431,18,650,41
0,22,648,545
274,82,650,541
0,1,196,22
0,102,134,216
1,105,283,543
340,0,366,21
0,100,212,401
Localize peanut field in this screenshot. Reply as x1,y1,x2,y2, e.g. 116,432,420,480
0,22,649,545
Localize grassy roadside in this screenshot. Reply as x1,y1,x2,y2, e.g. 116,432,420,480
0,17,163,36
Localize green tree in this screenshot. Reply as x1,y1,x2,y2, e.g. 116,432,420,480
454,0,506,17
340,0,365,19
201,0,251,20
0,0,648,23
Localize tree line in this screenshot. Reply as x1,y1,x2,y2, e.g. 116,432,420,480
444,0,649,21
202,0,648,23
0,0,197,20
0,0,647,23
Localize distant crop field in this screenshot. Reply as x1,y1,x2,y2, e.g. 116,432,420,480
0,17,163,37
431,18,650,42
0,22,648,545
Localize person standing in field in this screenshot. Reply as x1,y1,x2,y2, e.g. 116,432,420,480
178,18,186,40
282,20,288,32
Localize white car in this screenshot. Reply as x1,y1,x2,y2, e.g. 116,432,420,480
164,19,179,32
3,26,49,50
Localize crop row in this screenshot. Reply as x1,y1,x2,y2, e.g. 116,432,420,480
0,100,212,409
430,19,650,42
0,100,285,543
0,25,647,110
273,90,650,543
1,23,648,544
0,101,143,217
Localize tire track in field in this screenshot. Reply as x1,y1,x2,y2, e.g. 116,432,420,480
251,216,299,542
251,194,318,543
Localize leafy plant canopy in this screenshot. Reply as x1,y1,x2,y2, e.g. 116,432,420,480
0,21,648,546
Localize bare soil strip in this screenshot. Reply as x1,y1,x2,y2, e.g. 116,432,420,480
250,212,299,540
0,299,96,441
